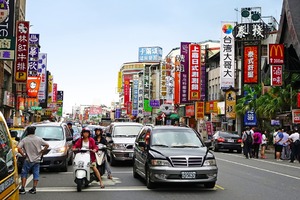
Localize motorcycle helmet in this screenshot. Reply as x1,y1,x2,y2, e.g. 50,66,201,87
81,127,91,137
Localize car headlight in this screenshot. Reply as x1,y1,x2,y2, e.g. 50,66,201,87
203,159,217,166
51,146,66,153
151,159,171,166
113,143,125,149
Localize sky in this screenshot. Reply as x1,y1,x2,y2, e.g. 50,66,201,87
25,0,283,114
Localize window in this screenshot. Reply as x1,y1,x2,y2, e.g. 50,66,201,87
0,122,15,180
113,126,142,137
34,126,64,140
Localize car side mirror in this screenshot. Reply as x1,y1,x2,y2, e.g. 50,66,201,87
204,140,212,148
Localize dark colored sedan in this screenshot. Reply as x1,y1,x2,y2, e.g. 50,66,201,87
212,131,242,153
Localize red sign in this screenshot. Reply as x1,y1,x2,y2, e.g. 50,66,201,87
188,44,201,100
185,105,195,117
15,21,30,83
244,46,258,83
298,93,300,108
292,109,300,124
124,78,130,106
269,44,284,65
206,121,213,136
26,76,41,97
271,65,282,86
52,83,57,102
126,102,132,115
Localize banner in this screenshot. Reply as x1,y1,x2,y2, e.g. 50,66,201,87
26,76,41,98
52,83,57,102
37,53,47,103
180,42,190,103
143,65,151,111
47,74,53,107
188,43,201,101
185,105,194,117
123,78,130,106
28,34,40,77
220,22,235,89
206,121,213,136
160,62,167,98
174,56,180,104
271,65,282,86
117,71,122,93
132,76,138,116
244,46,258,84
14,21,30,83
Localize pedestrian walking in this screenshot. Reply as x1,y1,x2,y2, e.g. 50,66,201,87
242,127,253,159
274,128,284,161
288,128,300,163
260,130,268,159
17,127,49,194
281,129,291,160
252,128,262,159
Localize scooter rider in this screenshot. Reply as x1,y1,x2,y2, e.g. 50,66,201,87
94,127,113,179
73,128,105,188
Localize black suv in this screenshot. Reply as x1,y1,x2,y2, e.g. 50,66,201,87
133,125,218,189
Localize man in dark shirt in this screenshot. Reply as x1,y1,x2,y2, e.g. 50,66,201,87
67,122,74,136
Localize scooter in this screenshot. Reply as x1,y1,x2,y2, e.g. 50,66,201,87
73,148,99,192
95,143,107,176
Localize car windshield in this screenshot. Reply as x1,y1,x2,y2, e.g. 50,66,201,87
113,126,142,137
151,129,203,148
34,126,64,141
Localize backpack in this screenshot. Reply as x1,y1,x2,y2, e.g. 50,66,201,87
245,131,253,144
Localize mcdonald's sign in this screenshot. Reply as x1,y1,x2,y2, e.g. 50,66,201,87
269,44,284,65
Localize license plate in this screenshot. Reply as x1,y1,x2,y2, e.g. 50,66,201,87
181,171,196,179
227,139,234,143
129,153,133,158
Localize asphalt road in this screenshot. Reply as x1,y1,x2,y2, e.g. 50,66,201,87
19,152,300,200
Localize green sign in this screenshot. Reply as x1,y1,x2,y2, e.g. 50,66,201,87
57,107,63,117
0,37,15,60
31,106,42,110
144,99,152,112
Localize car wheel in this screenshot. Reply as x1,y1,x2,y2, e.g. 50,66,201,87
133,159,139,178
77,179,83,192
145,166,155,189
204,182,216,188
109,153,116,166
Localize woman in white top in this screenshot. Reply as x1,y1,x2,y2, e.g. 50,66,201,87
260,130,268,159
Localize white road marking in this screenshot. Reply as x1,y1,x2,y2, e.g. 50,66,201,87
57,171,133,175
217,158,300,181
218,153,300,170
27,186,149,192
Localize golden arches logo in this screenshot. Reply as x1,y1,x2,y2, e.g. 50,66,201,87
270,44,283,57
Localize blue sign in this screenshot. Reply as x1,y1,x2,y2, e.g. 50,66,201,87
133,79,139,110
138,46,162,62
132,110,138,116
115,108,121,118
29,34,40,45
244,110,257,126
150,100,160,108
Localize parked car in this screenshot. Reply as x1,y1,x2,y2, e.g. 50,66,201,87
133,125,218,189
212,131,242,153
105,122,143,166
19,121,73,171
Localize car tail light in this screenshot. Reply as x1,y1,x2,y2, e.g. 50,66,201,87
217,138,225,142
237,139,242,143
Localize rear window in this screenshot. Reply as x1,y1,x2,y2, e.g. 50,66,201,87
113,125,142,137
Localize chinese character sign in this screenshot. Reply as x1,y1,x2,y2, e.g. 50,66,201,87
271,65,282,86
14,21,30,83
38,53,47,103
244,46,258,84
138,46,162,62
123,78,130,106
160,62,167,98
269,44,284,65
225,90,236,119
52,83,57,103
233,23,270,41
292,109,300,124
0,37,15,60
188,44,201,101
220,22,235,89
132,77,139,116
180,42,190,103
195,101,204,120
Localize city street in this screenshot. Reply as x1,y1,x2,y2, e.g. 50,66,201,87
19,151,300,200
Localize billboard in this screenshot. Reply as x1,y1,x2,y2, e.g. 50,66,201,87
220,22,235,89
138,46,162,62
188,43,201,101
180,42,190,103
244,46,258,84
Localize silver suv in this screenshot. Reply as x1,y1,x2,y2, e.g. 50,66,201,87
105,122,143,166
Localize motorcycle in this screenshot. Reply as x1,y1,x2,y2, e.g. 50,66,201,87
73,148,99,192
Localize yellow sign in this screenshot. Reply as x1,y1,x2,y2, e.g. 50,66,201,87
195,101,204,120
117,71,122,92
225,90,236,119
15,72,27,81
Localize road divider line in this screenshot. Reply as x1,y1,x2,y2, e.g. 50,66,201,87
217,158,300,181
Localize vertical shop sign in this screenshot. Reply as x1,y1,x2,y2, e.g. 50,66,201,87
160,62,167,98
52,83,57,102
220,22,235,89
174,55,181,104
14,21,30,83
244,46,258,83
188,43,201,101
138,74,144,116
38,53,47,103
144,65,152,112
132,76,139,116
195,101,204,120
124,78,130,106
292,109,300,124
271,65,282,86
225,90,236,119
269,44,284,65
28,34,40,77
180,42,190,103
